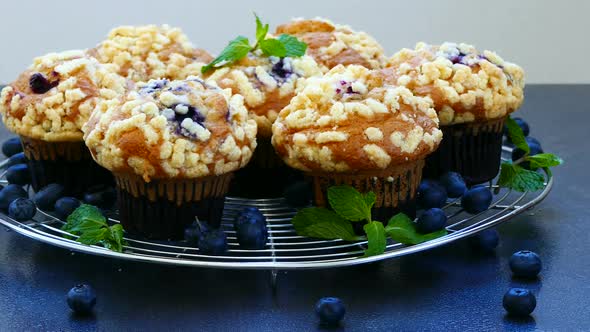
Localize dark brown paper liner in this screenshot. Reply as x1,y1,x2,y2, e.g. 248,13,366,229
114,173,232,240
309,160,425,232
229,138,302,198
20,136,113,194
423,117,506,185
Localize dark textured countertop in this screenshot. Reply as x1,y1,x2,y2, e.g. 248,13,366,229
0,85,588,332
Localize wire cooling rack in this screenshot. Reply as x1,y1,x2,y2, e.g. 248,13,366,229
0,146,552,271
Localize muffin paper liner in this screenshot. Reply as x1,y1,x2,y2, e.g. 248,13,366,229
309,160,424,233
20,136,113,194
423,117,506,185
229,138,302,198
114,173,232,240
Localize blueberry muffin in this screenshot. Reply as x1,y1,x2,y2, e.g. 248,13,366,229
83,77,257,239
0,50,126,193
90,25,213,82
276,18,385,72
206,51,322,196
272,65,442,221
386,42,525,184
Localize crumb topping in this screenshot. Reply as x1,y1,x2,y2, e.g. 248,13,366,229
91,25,213,82
276,18,386,72
83,77,257,181
0,50,126,141
206,51,322,137
271,65,442,173
386,42,525,125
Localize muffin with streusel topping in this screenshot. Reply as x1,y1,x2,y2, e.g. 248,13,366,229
0,50,126,193
272,65,443,221
276,18,386,72
386,42,525,184
90,25,213,82
83,77,257,239
206,51,322,197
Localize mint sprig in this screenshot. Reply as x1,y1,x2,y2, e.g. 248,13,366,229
201,14,307,74
61,204,126,252
291,185,447,256
498,117,563,192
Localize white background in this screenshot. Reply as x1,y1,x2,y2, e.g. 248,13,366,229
1,0,588,83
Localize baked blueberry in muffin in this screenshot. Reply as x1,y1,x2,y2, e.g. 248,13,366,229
386,42,525,183
272,65,442,221
83,77,257,239
276,18,386,71
0,50,126,193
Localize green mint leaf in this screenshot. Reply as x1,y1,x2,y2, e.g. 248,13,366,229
62,204,107,234
385,213,447,245
77,228,108,246
201,36,252,74
254,13,269,44
525,153,563,169
103,224,125,252
363,192,376,210
277,34,308,57
363,221,387,256
292,207,359,241
497,162,546,192
259,38,287,57
505,117,529,155
328,185,372,222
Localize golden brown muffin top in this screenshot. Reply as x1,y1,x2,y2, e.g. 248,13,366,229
0,50,126,142
276,18,385,72
83,77,257,182
272,65,442,173
386,42,525,125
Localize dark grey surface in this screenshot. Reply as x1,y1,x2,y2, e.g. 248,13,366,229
0,85,587,332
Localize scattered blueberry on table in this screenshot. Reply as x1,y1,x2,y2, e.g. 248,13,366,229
461,186,493,214
0,184,29,211
6,163,30,185
416,208,447,234
509,250,542,278
468,229,499,253
417,179,448,209
1,137,23,158
33,183,65,211
315,297,346,326
54,197,82,220
8,198,36,221
503,288,536,317
198,228,228,255
66,284,97,315
439,172,467,198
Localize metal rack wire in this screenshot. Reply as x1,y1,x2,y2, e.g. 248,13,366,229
0,146,552,270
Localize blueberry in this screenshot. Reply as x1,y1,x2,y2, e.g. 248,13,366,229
315,297,346,326
33,183,65,211
54,197,81,220
512,142,543,169
234,207,266,228
0,184,28,211
6,163,30,185
461,186,493,214
513,118,530,136
2,137,23,157
184,222,207,246
416,208,447,234
236,219,268,249
439,172,467,198
417,179,447,208
8,198,36,221
66,284,97,315
2,152,27,169
503,288,536,316
83,187,116,209
283,181,312,207
469,229,499,252
509,250,542,278
29,72,57,94
526,137,541,147
198,229,228,255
